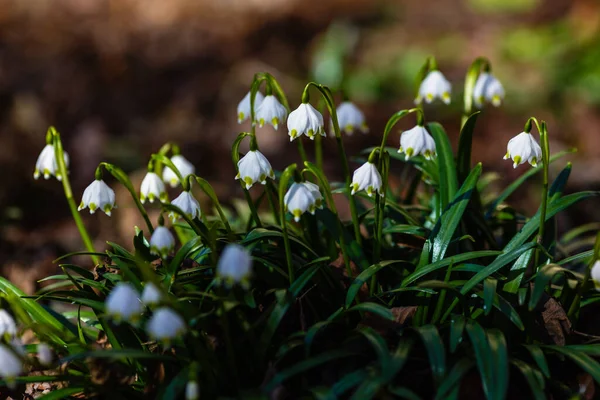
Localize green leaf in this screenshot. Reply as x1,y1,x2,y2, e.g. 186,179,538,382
511,359,546,400
503,248,534,294
487,329,509,400
428,122,458,211
388,386,422,400
529,264,572,310
465,321,494,399
523,345,550,378
242,228,319,259
544,346,600,386
483,278,497,316
328,369,368,398
167,236,204,278
346,260,408,307
449,315,466,353
346,302,394,321
471,290,525,331
435,358,474,400
415,325,446,387
358,326,391,371
456,112,480,183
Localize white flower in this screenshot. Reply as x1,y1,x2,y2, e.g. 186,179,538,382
33,144,70,181
149,226,175,258
238,91,264,124
284,182,317,222
186,381,200,400
503,131,542,168
141,282,163,306
350,162,382,197
0,309,17,338
169,191,201,222
398,125,437,160
78,179,116,216
592,261,600,291
0,343,22,388
162,155,196,188
336,102,368,135
140,172,167,204
473,72,505,108
216,244,252,288
37,343,53,366
415,70,452,105
287,103,325,141
235,150,275,189
255,95,287,130
301,181,323,209
147,307,186,341
105,283,143,323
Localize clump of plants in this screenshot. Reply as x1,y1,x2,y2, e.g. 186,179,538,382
2,56,600,399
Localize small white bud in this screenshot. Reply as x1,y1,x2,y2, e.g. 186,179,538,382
105,283,143,323
147,308,186,342
141,282,163,306
238,91,264,124
216,244,253,288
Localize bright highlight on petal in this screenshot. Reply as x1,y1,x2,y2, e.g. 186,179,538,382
503,131,542,168
162,155,196,188
284,182,318,222
350,162,382,197
140,172,167,203
149,226,175,259
398,125,437,160
591,261,600,291
169,191,202,222
415,70,452,105
105,283,143,323
78,179,116,216
287,103,325,141
237,91,265,124
217,244,253,289
147,307,186,342
235,150,275,189
0,309,17,338
141,282,163,306
255,95,287,130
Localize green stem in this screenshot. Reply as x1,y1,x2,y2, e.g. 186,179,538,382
51,128,99,265
462,57,490,129
370,153,390,296
190,175,233,236
219,291,239,390
265,180,281,225
532,119,550,270
315,131,323,171
243,189,262,229
296,138,308,165
279,165,297,284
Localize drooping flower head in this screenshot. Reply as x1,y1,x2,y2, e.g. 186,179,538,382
169,191,202,222
350,161,382,197
591,261,600,291
235,150,275,189
415,70,452,105
255,95,287,130
238,91,264,124
149,225,175,259
104,282,143,323
162,155,195,188
78,179,116,216
140,172,167,204
0,343,23,389
398,125,437,161
37,343,53,366
503,131,542,168
216,244,253,289
284,182,318,222
473,72,505,108
186,381,200,400
141,282,163,306
335,101,368,135
301,181,323,209
33,144,70,181
0,309,17,338
287,103,325,141
147,307,187,342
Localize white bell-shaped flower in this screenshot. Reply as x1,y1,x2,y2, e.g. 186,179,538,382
162,155,196,188
350,162,382,197
238,91,264,124
0,309,17,338
503,131,542,168
473,72,505,108
415,70,452,105
398,125,437,160
284,182,317,222
105,282,143,323
78,179,116,216
301,181,323,209
37,343,53,366
147,307,186,341
140,172,167,204
149,226,175,258
33,144,70,181
141,282,163,306
591,261,600,291
216,244,252,288
255,95,287,130
186,381,200,400
336,102,368,135
287,103,325,141
235,150,275,189
0,343,23,388
169,191,201,222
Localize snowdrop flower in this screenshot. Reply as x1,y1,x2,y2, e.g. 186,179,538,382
415,70,452,105
591,261,600,291
162,155,195,188
503,131,542,168
0,309,17,338
149,226,175,259
284,182,317,222
216,244,252,288
169,191,201,222
105,283,143,323
255,95,287,130
147,307,186,342
350,162,382,197
186,381,200,400
398,125,437,160
302,181,323,209
33,144,69,181
78,179,116,216
37,343,53,366
287,103,325,141
0,343,22,388
140,172,167,204
235,150,275,189
141,282,163,306
473,72,505,108
336,102,368,135
238,91,264,124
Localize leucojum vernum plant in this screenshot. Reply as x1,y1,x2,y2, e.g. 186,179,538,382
3,56,600,399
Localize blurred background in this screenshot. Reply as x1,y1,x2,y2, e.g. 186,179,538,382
1,0,599,292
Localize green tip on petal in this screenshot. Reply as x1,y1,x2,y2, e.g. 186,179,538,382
238,112,245,122
89,203,98,212
290,130,297,139
292,209,302,222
